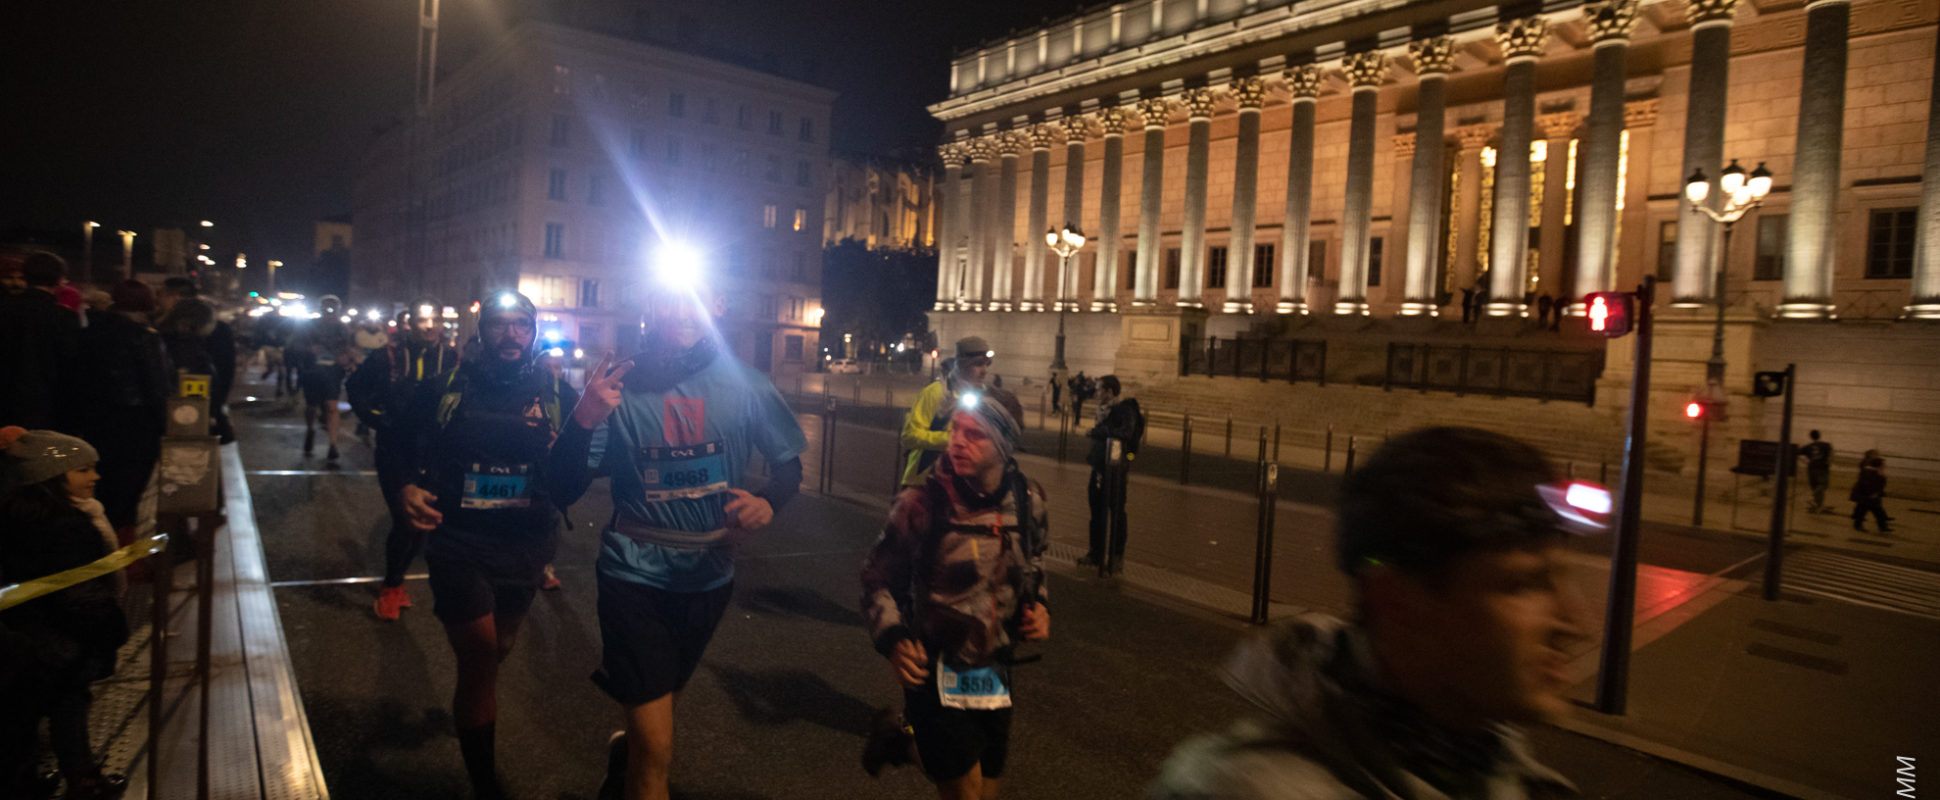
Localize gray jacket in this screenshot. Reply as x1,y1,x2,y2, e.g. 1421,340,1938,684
1148,614,1576,800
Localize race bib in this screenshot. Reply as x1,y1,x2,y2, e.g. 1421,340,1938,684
937,661,1011,710
639,442,730,502
461,462,534,509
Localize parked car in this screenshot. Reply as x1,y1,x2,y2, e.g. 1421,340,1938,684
828,358,862,374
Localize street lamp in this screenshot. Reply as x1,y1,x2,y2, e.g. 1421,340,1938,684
1045,223,1088,372
199,220,214,228
81,221,99,284
117,230,137,277
1683,159,1772,524
267,260,283,295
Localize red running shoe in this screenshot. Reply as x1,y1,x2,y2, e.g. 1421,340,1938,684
374,585,411,620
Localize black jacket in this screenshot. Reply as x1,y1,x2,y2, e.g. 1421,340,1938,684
347,340,459,434
79,309,172,420
0,289,81,430
1087,397,1142,469
0,503,130,677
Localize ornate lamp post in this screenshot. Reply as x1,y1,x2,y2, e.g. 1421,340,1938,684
1046,223,1087,371
1683,159,1772,525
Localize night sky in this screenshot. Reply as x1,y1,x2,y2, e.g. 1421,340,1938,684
2,0,1070,271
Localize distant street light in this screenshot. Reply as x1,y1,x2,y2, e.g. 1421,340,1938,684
117,230,137,277
267,260,283,295
81,221,99,284
1045,223,1088,372
200,220,215,228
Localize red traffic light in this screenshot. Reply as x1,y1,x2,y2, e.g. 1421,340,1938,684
1584,291,1633,337
1685,401,1704,419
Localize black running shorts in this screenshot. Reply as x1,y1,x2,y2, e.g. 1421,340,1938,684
591,574,735,707
903,678,1013,782
422,526,558,625
299,364,345,407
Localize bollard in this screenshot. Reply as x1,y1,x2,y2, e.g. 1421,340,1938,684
1224,416,1234,458
1251,461,1279,624
1180,414,1194,485
1323,424,1335,472
854,381,862,402
1344,435,1358,475
796,373,805,396
1057,409,1070,465
886,387,894,408
1600,461,1609,485
1566,461,1575,479
820,398,838,494
1272,423,1281,464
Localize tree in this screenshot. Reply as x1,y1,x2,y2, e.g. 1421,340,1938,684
820,239,935,368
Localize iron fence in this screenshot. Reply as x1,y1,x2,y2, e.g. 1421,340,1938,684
1179,336,1327,384
1383,343,1603,404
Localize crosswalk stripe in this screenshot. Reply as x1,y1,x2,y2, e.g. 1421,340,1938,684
1785,550,1940,620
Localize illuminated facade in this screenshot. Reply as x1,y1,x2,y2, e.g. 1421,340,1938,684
352,21,833,373
925,0,1940,474
824,157,937,251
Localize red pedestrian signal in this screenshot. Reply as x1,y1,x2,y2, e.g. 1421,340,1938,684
1584,291,1633,337
1685,401,1704,419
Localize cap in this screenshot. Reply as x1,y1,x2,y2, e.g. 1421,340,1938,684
954,336,993,360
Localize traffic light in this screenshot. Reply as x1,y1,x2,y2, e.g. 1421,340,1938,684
1753,371,1788,397
1685,401,1705,419
1584,291,1633,337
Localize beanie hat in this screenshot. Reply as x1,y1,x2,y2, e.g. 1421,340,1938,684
5,429,100,487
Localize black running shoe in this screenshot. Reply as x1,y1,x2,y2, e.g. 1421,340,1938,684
597,731,627,800
861,708,913,777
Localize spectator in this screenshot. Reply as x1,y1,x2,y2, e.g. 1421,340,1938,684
1536,294,1554,327
1851,449,1891,534
1079,376,1142,575
0,429,131,799
0,252,82,431
75,280,173,539
1797,430,1833,514
156,278,237,442
1149,427,1588,800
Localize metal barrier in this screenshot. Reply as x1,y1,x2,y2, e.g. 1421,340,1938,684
1383,342,1603,405
1250,428,1279,624
1180,336,1328,383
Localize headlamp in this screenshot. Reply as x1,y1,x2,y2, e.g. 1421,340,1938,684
958,391,982,410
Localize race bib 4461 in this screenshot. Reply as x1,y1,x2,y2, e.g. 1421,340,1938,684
461,462,534,509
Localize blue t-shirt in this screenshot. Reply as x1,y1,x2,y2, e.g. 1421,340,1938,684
588,356,806,591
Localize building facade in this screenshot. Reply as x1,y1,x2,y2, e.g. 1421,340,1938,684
926,0,1940,479
824,156,937,251
353,21,834,373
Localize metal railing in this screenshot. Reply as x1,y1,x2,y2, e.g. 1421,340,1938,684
1383,342,1603,405
1179,336,1328,383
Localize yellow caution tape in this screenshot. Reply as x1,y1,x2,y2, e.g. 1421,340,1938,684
0,533,171,611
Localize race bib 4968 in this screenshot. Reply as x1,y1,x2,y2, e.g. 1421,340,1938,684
638,442,730,502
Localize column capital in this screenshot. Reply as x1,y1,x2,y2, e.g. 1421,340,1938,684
1623,98,1660,128
1027,123,1064,151
1135,97,1177,129
1686,0,1742,26
1180,88,1219,120
1095,106,1134,137
1284,63,1323,101
994,129,1029,157
1227,76,1268,110
966,136,998,162
1538,111,1581,140
938,141,969,166
1583,0,1641,44
1393,132,1417,157
1058,114,1097,142
1455,124,1496,151
1344,51,1389,90
1408,36,1457,76
1495,15,1550,63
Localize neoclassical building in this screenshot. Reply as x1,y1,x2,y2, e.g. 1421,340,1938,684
925,0,1940,476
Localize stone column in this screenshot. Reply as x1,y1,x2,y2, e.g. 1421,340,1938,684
1452,124,1494,297
1059,116,1092,309
1536,111,1579,303
1178,88,1217,309
1913,29,1940,319
1402,36,1456,315
1573,0,1638,309
1336,51,1388,316
1780,0,1849,320
1134,97,1174,306
1023,124,1061,312
1486,15,1548,317
934,143,964,309
1278,64,1322,313
1619,100,1659,289
1095,108,1131,311
965,136,996,309
1225,77,1267,313
1390,132,1417,309
992,131,1024,311
1673,0,1741,306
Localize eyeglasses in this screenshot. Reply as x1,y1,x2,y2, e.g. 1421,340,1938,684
481,318,535,336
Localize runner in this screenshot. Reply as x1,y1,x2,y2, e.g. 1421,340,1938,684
347,300,459,620
546,264,806,800
289,295,355,467
396,290,577,800
861,392,1051,799
898,337,992,488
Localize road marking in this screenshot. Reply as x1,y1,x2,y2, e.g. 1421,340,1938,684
270,573,427,588
1784,549,1940,620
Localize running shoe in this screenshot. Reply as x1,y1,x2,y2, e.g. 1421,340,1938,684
374,586,410,620
540,565,562,591
597,731,627,800
325,446,340,469
861,708,913,776
303,428,315,457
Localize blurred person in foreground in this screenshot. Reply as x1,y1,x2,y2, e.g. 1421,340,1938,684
0,252,82,431
1149,426,1595,800
75,280,173,542
0,428,130,799
546,250,806,800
